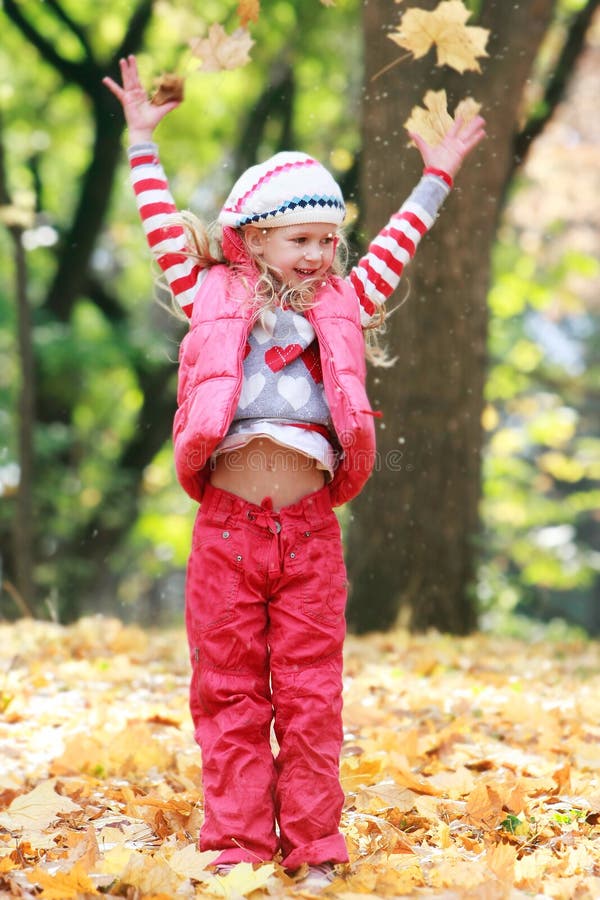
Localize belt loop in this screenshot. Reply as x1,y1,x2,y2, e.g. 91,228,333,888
202,483,234,526
303,485,333,529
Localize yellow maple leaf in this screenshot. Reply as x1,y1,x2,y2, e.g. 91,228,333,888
0,779,81,833
237,0,260,27
389,0,489,74
190,24,254,72
404,89,481,147
27,861,97,899
164,843,219,880
204,862,276,897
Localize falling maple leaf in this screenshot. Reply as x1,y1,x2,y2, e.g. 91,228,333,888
151,73,185,106
404,89,481,146
237,0,260,27
190,23,254,72
389,0,489,74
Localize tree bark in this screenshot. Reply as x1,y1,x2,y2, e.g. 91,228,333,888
346,0,556,634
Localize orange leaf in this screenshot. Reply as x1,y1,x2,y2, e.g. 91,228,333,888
486,840,518,882
27,861,97,899
465,783,504,827
151,74,185,106
237,0,260,27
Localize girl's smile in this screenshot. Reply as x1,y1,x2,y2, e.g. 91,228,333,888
245,222,338,286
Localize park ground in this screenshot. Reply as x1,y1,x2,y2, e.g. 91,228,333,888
0,617,599,898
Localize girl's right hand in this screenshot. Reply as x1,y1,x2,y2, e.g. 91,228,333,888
102,55,181,144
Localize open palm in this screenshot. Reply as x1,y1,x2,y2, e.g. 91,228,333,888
102,55,180,141
410,114,486,179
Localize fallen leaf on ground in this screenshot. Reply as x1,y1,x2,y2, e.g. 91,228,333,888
1,619,599,898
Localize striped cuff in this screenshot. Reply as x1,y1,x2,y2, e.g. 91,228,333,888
423,167,453,189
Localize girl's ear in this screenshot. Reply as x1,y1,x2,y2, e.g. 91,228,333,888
243,226,266,256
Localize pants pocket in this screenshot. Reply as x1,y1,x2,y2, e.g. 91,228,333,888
302,571,348,625
186,523,244,632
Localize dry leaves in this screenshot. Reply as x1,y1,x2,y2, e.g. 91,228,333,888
389,0,489,73
404,89,481,145
150,73,185,106
237,0,260,28
190,23,255,73
1,618,599,898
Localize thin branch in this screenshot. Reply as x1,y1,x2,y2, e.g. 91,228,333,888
512,0,599,170
1,579,34,618
370,50,412,83
3,0,85,86
116,0,156,61
44,0,94,59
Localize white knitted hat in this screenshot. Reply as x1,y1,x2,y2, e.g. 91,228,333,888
218,151,345,229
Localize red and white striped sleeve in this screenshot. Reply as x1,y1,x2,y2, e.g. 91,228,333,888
348,171,451,327
128,142,207,320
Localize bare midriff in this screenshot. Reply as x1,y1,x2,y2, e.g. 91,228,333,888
209,437,326,510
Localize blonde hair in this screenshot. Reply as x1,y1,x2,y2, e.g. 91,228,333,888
156,210,393,366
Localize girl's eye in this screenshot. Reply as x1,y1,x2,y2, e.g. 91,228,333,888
293,237,306,244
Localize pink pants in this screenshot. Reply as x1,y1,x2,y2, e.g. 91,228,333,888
185,482,349,869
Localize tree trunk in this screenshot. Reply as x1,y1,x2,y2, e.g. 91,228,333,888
346,0,556,634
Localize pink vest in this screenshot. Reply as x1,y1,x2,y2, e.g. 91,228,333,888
173,264,377,507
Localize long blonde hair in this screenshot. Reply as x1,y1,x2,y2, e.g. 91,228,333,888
157,210,394,366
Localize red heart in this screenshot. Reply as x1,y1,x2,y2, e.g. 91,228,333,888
300,344,323,383
265,344,303,372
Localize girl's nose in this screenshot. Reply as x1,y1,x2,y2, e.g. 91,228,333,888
304,244,323,260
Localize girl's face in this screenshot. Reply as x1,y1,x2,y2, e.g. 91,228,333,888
245,223,338,286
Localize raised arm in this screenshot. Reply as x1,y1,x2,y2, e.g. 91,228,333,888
102,55,180,144
103,56,204,318
349,114,486,324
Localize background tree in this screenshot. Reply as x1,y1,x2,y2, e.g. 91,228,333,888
0,0,597,631
345,0,598,634
0,0,362,620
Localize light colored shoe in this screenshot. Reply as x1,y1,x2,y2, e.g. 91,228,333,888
214,864,237,876
294,862,336,892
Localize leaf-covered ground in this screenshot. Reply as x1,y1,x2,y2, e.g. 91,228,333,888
1,618,599,899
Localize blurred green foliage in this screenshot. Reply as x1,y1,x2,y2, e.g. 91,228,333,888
479,223,599,634
0,0,597,631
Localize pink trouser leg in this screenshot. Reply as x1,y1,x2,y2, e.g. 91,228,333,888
185,484,349,867
185,505,278,863
269,506,349,869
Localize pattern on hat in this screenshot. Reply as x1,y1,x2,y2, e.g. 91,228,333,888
218,152,345,229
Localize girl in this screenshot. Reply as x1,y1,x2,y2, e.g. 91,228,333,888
103,56,485,890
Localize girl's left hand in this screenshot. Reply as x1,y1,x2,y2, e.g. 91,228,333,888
409,114,486,179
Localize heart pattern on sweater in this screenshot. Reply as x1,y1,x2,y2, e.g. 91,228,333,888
277,374,311,411
265,344,303,372
238,372,266,409
300,344,323,384
253,310,277,344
